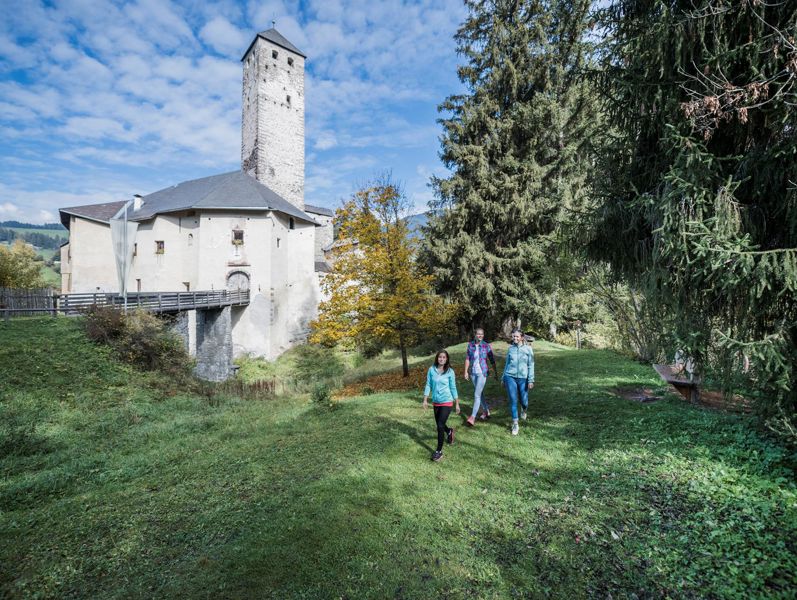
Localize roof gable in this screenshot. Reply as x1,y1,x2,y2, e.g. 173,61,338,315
59,200,127,228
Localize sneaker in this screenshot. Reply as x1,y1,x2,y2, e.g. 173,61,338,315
511,421,519,436
521,409,527,421
432,450,443,461
466,415,475,427
478,412,488,421
447,427,455,445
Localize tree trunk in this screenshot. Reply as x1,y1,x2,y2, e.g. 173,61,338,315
399,336,409,377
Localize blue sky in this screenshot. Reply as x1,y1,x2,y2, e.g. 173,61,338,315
0,0,466,224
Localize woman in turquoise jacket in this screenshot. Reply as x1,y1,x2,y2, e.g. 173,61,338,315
423,349,460,461
502,329,535,436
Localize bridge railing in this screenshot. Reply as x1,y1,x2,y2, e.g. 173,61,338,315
1,289,250,320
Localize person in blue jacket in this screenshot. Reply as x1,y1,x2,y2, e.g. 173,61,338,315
423,349,460,461
502,329,535,436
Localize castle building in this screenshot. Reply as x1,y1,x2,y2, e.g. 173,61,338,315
58,28,333,359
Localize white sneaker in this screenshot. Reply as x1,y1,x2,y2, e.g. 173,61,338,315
511,421,519,436
520,409,527,421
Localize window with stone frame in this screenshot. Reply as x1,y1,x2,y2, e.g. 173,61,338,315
155,240,165,254
232,229,244,245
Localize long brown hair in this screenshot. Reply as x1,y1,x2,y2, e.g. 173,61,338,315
434,350,451,373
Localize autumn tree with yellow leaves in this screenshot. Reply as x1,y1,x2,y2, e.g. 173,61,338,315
311,179,457,377
0,239,45,288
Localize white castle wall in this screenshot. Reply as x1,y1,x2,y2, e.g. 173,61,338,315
59,217,117,293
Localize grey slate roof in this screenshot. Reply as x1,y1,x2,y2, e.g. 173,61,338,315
128,171,318,224
242,27,306,60
60,200,127,228
304,203,334,217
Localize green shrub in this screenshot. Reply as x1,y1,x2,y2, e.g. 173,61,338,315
82,305,126,344
82,308,191,375
291,344,344,383
311,382,334,408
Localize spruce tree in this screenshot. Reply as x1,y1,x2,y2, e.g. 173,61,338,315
422,0,600,336
589,1,797,434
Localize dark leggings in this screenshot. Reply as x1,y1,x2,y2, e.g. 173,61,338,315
433,405,452,452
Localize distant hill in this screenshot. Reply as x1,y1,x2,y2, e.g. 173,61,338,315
0,221,67,231
405,212,430,240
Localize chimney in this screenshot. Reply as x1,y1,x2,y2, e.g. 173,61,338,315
133,194,143,211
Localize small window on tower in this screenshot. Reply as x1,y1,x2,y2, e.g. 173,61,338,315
155,240,165,254
232,229,244,246
133,243,137,257
289,217,295,230
287,57,294,67
286,95,291,106
272,49,278,59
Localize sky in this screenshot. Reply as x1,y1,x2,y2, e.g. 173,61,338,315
0,0,467,224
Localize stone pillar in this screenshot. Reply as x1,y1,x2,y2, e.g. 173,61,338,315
194,306,234,381
169,310,197,356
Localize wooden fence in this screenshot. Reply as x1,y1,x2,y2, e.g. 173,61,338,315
0,287,57,317
1,288,250,320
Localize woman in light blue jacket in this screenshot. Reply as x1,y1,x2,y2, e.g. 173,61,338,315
502,329,535,436
423,349,460,461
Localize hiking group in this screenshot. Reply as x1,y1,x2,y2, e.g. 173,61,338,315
422,328,535,462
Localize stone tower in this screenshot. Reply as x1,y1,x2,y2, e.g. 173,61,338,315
241,28,305,210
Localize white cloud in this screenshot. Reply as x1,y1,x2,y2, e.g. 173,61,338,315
199,16,248,56
0,0,467,222
0,202,19,217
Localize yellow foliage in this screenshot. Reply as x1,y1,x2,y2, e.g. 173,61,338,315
0,240,45,288
310,180,458,363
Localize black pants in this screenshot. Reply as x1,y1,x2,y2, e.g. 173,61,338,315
433,405,452,452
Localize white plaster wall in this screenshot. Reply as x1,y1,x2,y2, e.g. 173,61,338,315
310,213,334,262
241,37,305,210
195,211,273,358
268,212,318,356
63,217,117,293
129,213,199,292
60,242,71,293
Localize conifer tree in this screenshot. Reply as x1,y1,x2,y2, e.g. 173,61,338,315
421,0,600,335
589,0,797,434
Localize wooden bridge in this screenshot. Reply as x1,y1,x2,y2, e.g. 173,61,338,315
1,288,250,320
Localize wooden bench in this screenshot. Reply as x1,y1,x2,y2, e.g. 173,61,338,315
653,364,701,403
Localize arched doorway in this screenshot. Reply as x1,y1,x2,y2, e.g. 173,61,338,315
226,270,250,291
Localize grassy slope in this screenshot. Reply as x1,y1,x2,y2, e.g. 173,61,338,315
1,319,795,599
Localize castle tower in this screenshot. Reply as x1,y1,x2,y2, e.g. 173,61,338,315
241,28,305,210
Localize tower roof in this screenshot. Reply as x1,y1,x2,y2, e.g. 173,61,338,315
241,27,306,61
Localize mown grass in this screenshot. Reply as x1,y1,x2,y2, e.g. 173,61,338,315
1,318,795,599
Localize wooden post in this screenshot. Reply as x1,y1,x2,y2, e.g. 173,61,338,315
158,294,162,312
3,309,8,324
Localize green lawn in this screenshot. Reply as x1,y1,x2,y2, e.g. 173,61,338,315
1,319,795,599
